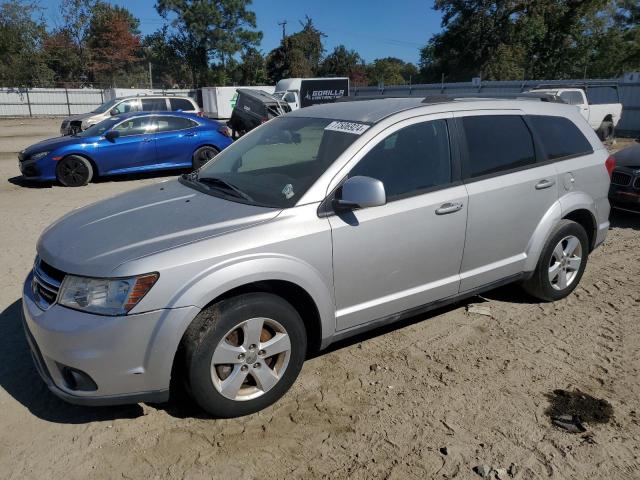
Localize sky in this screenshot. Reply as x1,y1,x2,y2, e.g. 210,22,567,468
37,0,443,65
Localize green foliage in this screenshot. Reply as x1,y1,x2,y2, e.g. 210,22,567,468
367,57,416,86
266,16,325,81
420,0,640,81
156,0,262,87
0,1,54,86
319,45,362,78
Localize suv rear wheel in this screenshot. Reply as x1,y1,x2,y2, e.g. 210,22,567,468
183,292,307,417
523,219,589,301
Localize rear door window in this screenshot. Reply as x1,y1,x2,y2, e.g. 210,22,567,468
350,119,452,200
141,98,168,111
527,115,593,160
169,98,195,111
460,115,536,179
155,116,198,132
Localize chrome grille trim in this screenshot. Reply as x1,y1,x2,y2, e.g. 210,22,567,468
32,257,64,310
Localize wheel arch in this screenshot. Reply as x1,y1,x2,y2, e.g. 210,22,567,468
59,152,99,176
524,195,599,271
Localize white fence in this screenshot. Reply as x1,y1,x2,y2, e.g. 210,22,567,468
0,88,105,116
0,87,196,117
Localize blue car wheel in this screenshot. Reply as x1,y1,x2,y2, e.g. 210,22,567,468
192,146,220,170
56,155,94,187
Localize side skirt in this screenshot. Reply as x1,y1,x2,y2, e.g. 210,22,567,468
323,272,528,349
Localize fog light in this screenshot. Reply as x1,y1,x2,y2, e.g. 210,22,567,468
58,364,98,392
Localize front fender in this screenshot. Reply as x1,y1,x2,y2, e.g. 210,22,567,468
168,253,336,343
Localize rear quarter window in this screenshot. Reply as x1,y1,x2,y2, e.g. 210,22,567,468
527,115,593,160
461,115,536,179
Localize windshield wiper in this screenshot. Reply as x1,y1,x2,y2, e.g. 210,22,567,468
196,176,254,202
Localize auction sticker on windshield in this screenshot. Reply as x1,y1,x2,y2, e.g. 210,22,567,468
325,121,370,135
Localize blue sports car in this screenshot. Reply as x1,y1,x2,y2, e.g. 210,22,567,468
18,111,233,186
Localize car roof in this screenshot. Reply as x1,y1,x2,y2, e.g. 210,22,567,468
117,95,195,101
287,96,575,124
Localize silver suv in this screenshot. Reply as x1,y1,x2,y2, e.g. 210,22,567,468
60,95,201,135
23,97,613,417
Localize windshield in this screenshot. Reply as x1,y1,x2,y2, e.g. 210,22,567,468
75,117,122,137
191,116,365,208
91,98,120,114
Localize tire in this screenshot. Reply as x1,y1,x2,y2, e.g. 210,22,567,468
523,219,589,302
597,120,615,142
192,145,220,170
183,292,307,418
56,155,93,187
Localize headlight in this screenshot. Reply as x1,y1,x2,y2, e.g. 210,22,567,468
58,273,158,316
30,151,49,161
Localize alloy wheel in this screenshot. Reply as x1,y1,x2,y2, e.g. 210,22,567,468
548,235,582,291
210,317,291,401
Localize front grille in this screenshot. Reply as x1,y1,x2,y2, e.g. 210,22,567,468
32,257,65,310
611,171,632,186
634,177,640,189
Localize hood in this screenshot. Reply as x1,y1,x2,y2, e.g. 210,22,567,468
37,180,280,277
22,135,92,156
613,144,640,168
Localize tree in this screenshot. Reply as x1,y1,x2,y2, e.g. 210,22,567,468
0,1,53,86
144,26,191,87
239,47,267,85
419,0,639,82
87,3,142,86
367,57,416,86
319,45,361,78
156,0,262,87
266,16,325,82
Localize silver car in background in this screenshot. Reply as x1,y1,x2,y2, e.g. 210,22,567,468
23,97,612,417
60,95,201,135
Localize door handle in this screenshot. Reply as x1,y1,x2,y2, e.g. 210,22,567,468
142,137,153,143
435,202,463,215
535,179,555,190
184,132,196,137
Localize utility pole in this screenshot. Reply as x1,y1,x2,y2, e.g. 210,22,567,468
278,20,287,41
148,61,153,89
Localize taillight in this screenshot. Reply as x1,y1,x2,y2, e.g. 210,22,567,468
605,155,616,178
217,125,232,137
197,110,204,117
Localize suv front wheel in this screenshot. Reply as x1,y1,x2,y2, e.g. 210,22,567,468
182,292,307,417
523,219,589,301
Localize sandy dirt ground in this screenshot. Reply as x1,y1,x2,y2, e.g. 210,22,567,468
0,118,639,479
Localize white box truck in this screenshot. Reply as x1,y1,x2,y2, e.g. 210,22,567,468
200,86,275,119
273,77,350,111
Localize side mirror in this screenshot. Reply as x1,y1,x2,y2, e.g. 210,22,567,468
333,176,386,211
104,130,120,142
109,108,118,116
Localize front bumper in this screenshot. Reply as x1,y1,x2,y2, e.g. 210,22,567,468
22,272,200,406
609,188,640,213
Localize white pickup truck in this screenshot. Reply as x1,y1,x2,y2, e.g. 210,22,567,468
528,87,622,141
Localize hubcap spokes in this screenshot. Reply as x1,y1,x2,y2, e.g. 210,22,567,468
211,317,291,401
548,235,582,291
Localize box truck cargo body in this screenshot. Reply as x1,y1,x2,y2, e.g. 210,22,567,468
274,77,349,110
200,86,275,119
